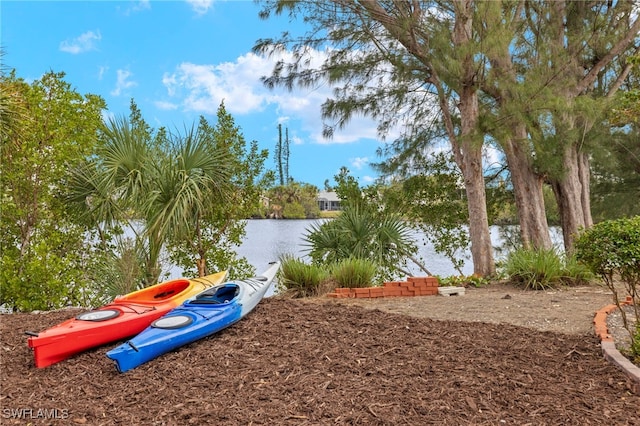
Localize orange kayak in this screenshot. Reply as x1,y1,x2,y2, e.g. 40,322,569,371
26,270,228,368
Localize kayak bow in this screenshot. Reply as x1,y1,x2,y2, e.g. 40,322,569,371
106,262,280,373
27,270,228,368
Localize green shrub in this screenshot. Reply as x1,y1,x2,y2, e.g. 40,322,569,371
283,202,306,219
631,322,640,365
575,216,640,362
303,206,417,281
277,254,329,297
503,247,592,290
575,216,640,291
561,254,595,284
330,257,377,288
437,274,489,288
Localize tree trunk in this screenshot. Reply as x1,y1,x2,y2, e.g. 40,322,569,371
549,144,592,253
453,0,495,277
463,146,495,276
545,1,637,252
196,257,206,278
578,151,593,228
502,125,553,249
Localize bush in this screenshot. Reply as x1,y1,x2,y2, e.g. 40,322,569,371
575,216,640,291
631,322,640,365
330,257,377,289
277,254,330,297
575,216,640,362
503,247,593,290
277,256,378,296
283,202,306,219
437,274,489,288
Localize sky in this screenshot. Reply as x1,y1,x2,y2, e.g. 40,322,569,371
1,0,389,188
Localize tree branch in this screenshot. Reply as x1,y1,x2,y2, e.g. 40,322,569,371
574,17,640,96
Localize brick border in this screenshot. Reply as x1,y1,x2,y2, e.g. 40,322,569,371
593,296,640,395
326,276,439,299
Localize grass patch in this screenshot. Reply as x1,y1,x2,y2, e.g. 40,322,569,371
330,257,377,288
503,247,593,290
318,210,341,219
277,254,330,297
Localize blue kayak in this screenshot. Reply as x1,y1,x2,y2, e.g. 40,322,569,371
106,262,280,373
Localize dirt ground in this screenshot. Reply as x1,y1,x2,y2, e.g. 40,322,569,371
330,282,618,335
1,283,639,425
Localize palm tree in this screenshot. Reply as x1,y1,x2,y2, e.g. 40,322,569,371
303,206,424,280
145,125,231,277
66,116,161,284
66,118,232,284
0,51,29,145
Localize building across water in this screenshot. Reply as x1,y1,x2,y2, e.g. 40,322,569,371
317,191,341,211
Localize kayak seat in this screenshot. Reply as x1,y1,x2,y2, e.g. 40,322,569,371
190,284,239,305
190,299,222,304
153,289,176,299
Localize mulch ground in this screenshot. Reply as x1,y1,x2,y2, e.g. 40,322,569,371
1,298,639,425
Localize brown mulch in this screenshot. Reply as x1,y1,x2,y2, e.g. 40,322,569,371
1,297,639,425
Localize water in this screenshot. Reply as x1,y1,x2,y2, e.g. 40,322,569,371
167,220,564,296
169,219,480,281
237,219,322,268
235,219,488,276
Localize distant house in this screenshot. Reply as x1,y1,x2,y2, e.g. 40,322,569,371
317,191,341,211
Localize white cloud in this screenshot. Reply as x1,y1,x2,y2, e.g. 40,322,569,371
134,0,151,12
97,66,108,80
162,52,302,115
350,157,369,170
119,0,151,16
290,135,304,145
186,0,213,15
160,47,404,147
155,100,178,111
59,30,101,54
277,116,290,125
111,69,138,96
483,145,504,171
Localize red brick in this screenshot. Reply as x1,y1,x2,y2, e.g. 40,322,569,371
425,277,439,287
408,277,427,286
354,288,371,298
383,288,403,297
369,287,384,297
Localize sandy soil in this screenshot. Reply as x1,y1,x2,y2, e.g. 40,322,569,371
328,282,618,335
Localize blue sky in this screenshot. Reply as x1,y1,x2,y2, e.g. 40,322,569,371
2,0,387,188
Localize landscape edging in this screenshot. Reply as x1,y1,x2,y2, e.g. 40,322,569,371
326,276,439,298
593,296,640,395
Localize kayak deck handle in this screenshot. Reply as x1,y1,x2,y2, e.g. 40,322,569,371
25,331,39,337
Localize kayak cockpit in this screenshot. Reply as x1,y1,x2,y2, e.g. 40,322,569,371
189,284,240,305
115,279,192,303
